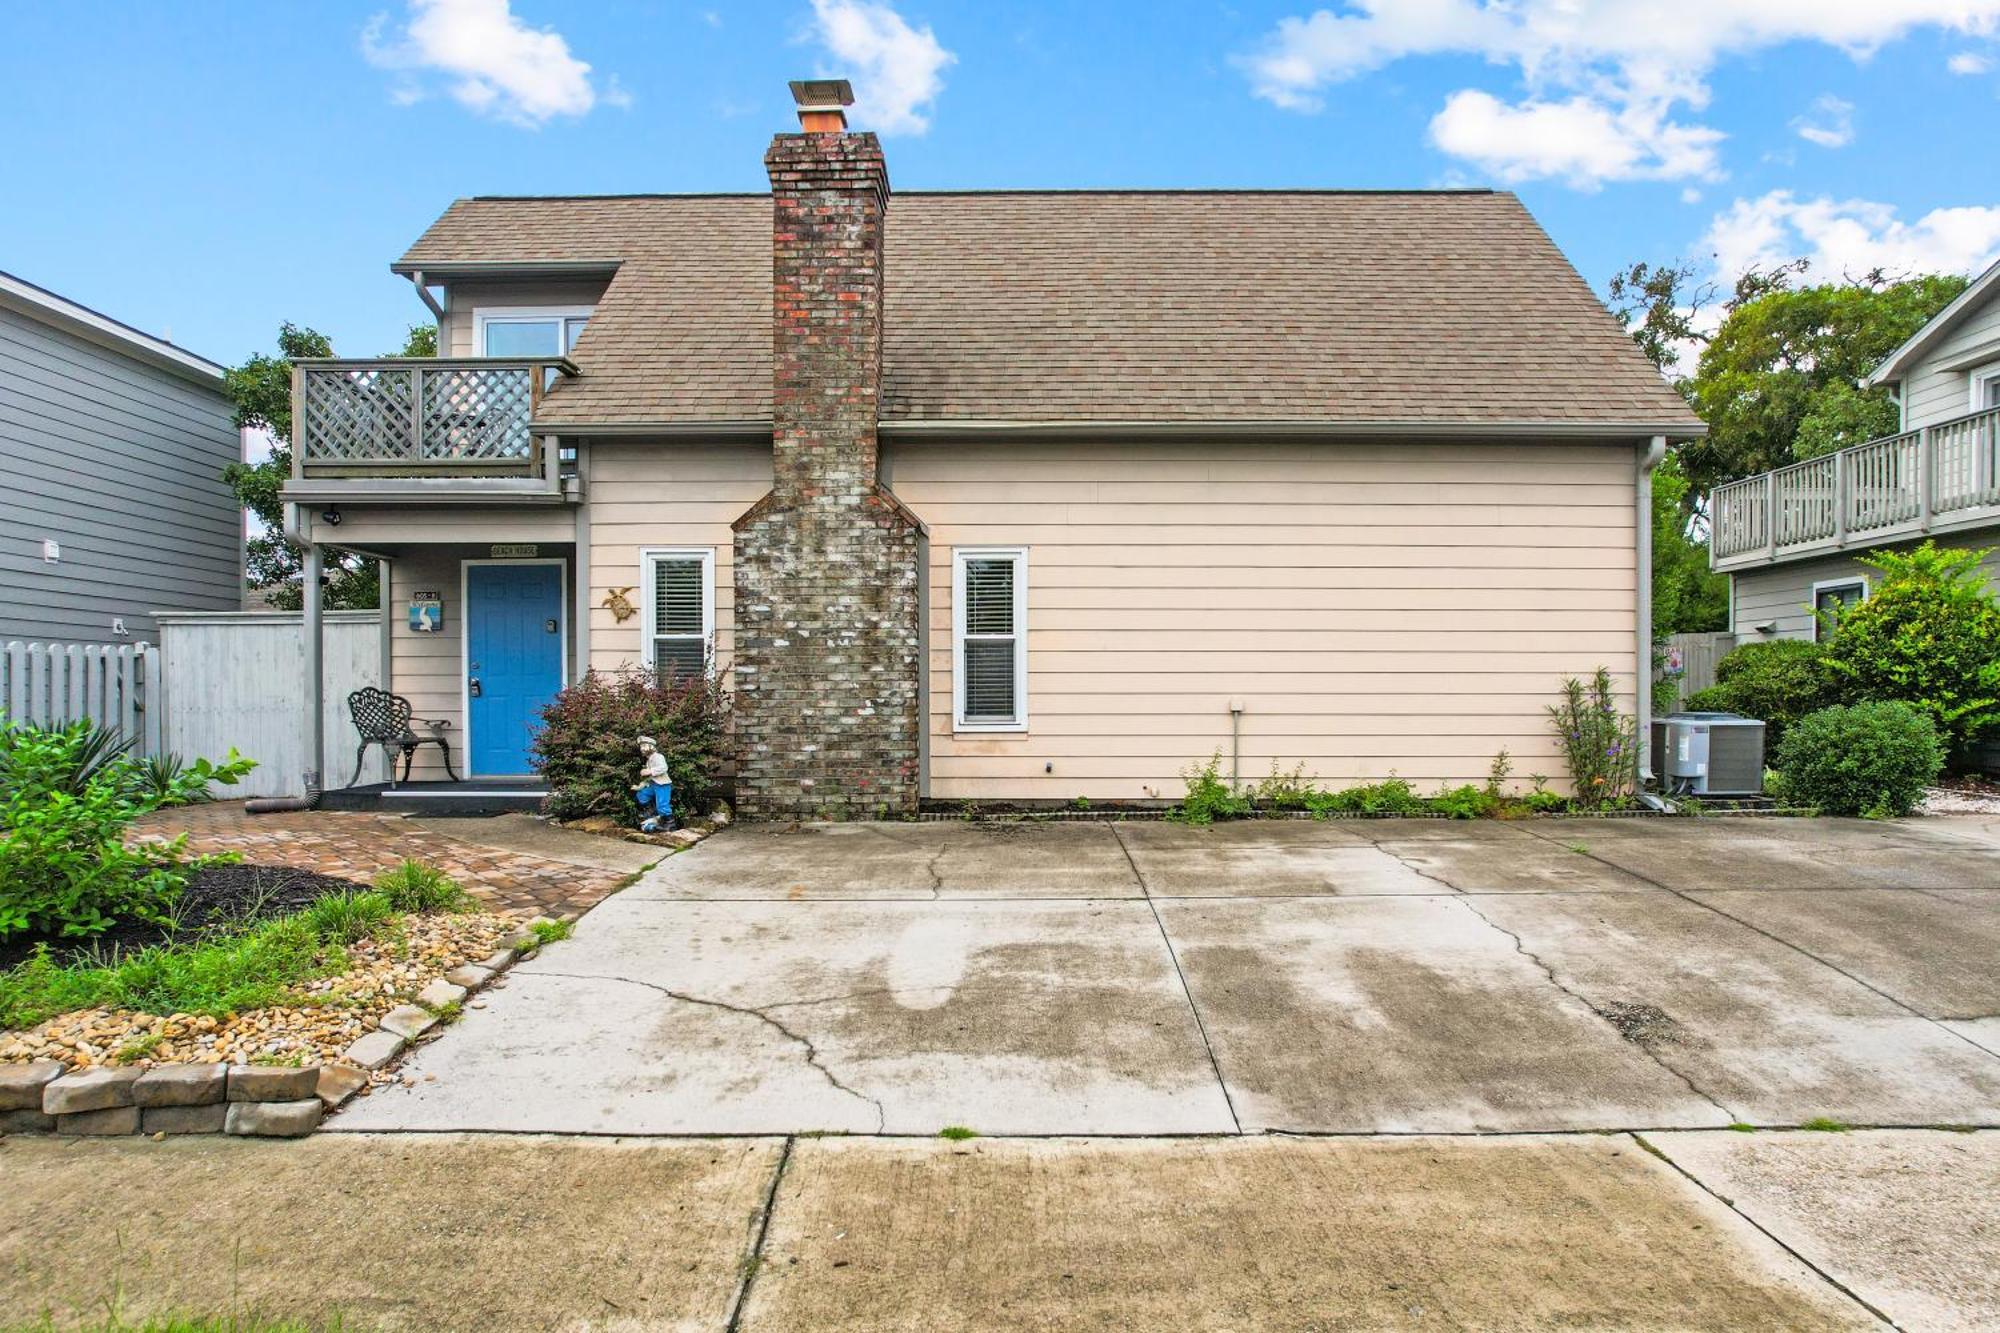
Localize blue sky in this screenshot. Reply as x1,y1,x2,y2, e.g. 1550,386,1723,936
3,0,1997,366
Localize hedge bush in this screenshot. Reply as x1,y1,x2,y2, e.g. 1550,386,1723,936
1683,638,1834,747
1819,542,2000,755
1771,701,1944,818
532,665,730,826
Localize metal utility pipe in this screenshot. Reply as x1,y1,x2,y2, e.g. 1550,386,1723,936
1636,436,1668,786
1229,700,1244,790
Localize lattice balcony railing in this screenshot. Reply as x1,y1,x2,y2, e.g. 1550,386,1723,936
1709,405,2000,566
292,358,575,477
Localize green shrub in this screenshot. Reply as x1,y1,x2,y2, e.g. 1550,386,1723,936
1252,761,1319,810
373,860,471,913
533,665,730,826
0,720,254,942
1547,668,1638,809
1428,784,1497,819
299,890,395,943
1687,639,1835,747
1820,542,2000,755
1772,701,1944,817
1307,777,1427,816
1168,753,1251,825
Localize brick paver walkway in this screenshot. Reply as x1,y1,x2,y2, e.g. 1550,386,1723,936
131,803,629,918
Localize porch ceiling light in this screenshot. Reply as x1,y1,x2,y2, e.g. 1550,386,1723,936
321,506,343,527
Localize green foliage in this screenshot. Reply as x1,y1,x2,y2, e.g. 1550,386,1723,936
534,665,731,826
1428,784,1497,820
372,860,472,914
0,720,253,942
221,322,435,611
1650,455,1729,636
938,1125,978,1141
1819,543,2000,754
1547,668,1638,809
528,917,574,946
1305,777,1428,817
1677,266,1967,503
1799,1116,1851,1133
299,891,395,944
1251,761,1320,809
1688,639,1836,748
1772,702,1944,818
1168,752,1251,825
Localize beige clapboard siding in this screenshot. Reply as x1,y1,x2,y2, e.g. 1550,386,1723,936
890,438,1638,800
584,441,770,678
387,549,465,781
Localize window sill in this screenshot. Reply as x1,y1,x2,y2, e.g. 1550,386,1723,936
952,723,1029,737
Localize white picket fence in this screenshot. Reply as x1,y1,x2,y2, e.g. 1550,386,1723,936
1,640,162,755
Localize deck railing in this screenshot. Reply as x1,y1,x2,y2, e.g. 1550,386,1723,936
291,358,576,478
1710,405,2000,567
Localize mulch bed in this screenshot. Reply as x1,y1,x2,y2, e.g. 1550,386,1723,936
0,862,374,972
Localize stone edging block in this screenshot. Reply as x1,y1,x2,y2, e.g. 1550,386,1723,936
1,912,538,1139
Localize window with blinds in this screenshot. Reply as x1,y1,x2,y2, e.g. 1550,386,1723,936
642,549,713,682
954,548,1027,730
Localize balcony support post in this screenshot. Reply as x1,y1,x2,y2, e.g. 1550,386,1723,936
1833,449,1848,547
301,542,325,798
1918,427,1933,529
409,366,425,462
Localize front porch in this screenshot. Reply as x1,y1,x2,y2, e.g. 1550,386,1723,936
318,777,550,815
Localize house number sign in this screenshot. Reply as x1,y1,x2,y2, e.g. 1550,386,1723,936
490,544,539,558
409,590,443,633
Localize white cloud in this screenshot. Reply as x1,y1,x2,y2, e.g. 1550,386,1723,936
1430,90,1722,187
808,0,955,135
363,0,607,127
1791,94,1854,148
1704,191,2000,282
1949,51,1992,74
1239,1,2000,186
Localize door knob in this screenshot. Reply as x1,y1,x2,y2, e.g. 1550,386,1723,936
468,678,482,697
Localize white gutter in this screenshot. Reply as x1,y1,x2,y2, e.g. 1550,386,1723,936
1636,436,1667,785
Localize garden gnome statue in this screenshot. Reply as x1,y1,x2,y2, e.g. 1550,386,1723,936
633,735,675,833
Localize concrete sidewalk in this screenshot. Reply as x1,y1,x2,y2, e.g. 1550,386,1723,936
5,1129,1993,1331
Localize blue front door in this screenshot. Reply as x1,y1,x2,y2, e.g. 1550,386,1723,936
466,562,564,775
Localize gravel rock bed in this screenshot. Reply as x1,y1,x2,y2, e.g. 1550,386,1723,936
0,909,529,1079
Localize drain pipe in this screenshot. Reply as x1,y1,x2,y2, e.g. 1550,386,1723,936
1229,699,1244,790
1637,436,1667,788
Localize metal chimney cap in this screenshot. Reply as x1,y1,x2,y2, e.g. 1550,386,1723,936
789,79,855,109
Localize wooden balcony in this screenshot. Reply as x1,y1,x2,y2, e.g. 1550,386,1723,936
1709,405,2000,571
285,357,578,499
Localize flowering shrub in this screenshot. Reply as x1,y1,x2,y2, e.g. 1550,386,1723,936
1547,668,1637,808
533,665,730,826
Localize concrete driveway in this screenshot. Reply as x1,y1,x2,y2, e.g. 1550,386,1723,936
338,815,2000,1137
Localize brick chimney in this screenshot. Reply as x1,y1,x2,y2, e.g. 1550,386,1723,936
732,79,925,820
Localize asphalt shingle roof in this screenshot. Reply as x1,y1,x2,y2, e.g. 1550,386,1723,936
399,189,1699,433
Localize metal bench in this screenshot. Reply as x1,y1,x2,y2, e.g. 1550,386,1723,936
345,686,459,787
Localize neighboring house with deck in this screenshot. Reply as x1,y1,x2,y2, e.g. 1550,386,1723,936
283,80,1701,814
0,269,241,644
1709,258,2000,639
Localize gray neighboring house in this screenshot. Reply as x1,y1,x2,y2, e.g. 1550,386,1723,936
1710,257,2000,639
0,269,242,643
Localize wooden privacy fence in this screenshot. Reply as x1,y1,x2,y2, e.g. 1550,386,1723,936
1,640,161,754
156,610,387,798
1656,631,1737,702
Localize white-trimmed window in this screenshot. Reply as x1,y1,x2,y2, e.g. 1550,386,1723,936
1812,577,1867,641
641,548,714,682
953,547,1027,731
476,306,593,357
1974,363,2000,411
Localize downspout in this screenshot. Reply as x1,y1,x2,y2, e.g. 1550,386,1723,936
1636,436,1667,788
406,270,446,323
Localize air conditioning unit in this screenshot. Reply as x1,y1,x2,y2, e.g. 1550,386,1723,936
1650,712,1766,796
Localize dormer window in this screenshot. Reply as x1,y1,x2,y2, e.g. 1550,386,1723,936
476,306,593,357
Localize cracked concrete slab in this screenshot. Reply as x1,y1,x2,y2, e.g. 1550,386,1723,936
740,1135,1876,1332
1158,896,1731,1131
626,821,1143,899
1113,820,1449,896
1646,1129,2000,1331
1472,892,2000,1125
1371,832,1659,892
1685,888,2000,1018
0,1133,778,1332
1532,817,2000,891
337,895,1231,1135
